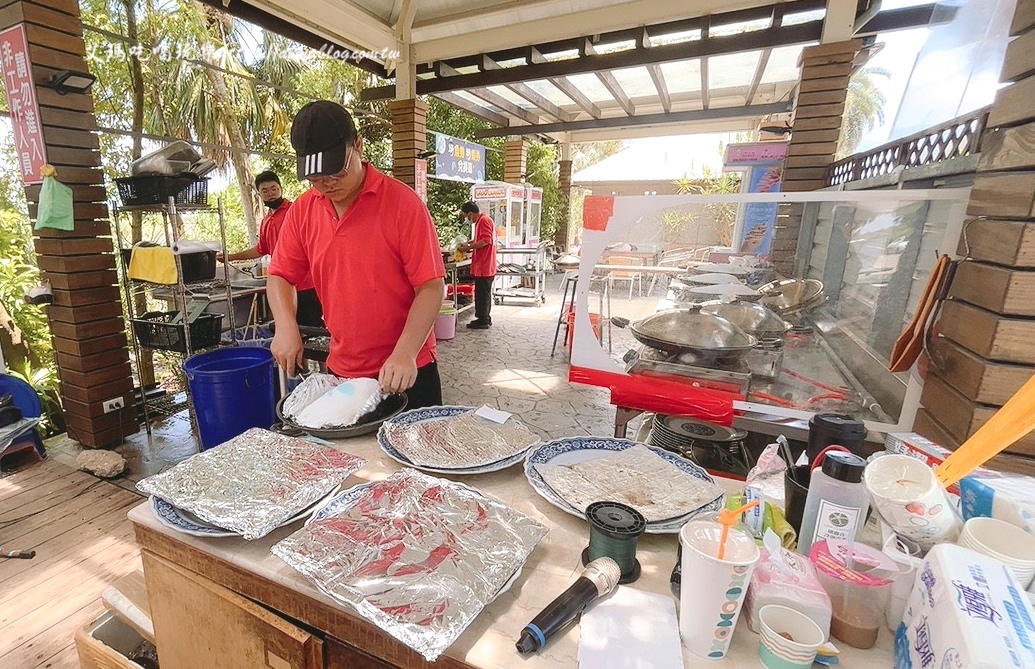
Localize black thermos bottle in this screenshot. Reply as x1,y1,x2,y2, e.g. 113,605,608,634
806,412,867,464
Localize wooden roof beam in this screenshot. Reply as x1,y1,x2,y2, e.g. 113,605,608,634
527,46,602,120
360,18,823,100
481,55,576,123
472,102,792,138
434,92,510,127
745,47,772,106
583,39,635,116
647,64,671,114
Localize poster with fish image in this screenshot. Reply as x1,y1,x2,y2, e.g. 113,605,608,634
737,165,783,255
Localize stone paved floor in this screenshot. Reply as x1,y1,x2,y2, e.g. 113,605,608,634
47,272,668,481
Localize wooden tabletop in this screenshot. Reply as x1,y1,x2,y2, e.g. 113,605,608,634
129,434,895,669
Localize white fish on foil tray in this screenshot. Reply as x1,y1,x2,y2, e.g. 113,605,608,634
294,377,383,428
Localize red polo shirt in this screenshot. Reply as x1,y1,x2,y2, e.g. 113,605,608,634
256,199,313,292
470,212,497,277
255,199,291,257
268,165,445,378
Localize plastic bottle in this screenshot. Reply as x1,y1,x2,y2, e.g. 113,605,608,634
797,451,869,555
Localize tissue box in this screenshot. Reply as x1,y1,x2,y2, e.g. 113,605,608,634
960,472,1035,537
895,543,1035,669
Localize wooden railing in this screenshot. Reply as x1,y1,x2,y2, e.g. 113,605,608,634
827,107,990,186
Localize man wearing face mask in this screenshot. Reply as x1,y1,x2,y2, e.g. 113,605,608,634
218,171,324,327
268,101,446,408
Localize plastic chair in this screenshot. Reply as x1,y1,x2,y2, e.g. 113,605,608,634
0,374,47,465
608,256,643,300
647,250,696,295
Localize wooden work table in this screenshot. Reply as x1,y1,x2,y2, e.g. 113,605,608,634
128,434,894,669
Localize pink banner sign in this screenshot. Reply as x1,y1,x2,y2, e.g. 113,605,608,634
0,25,47,184
723,142,788,166
414,159,427,202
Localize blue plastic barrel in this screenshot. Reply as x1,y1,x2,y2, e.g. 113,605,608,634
182,347,276,450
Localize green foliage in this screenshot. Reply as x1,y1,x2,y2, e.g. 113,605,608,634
0,211,51,364
663,169,742,246
837,67,892,159
525,142,562,243
423,97,506,244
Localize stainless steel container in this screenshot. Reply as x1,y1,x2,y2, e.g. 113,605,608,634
745,337,785,380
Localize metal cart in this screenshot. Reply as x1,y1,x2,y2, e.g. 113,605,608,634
493,242,548,306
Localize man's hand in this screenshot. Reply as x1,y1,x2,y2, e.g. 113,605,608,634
378,351,418,394
271,325,304,376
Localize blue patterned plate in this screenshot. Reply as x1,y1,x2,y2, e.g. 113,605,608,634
302,478,521,600
377,405,535,474
151,486,340,538
523,437,724,534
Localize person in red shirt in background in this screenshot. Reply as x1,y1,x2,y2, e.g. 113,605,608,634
268,101,446,408
217,171,324,327
458,201,497,329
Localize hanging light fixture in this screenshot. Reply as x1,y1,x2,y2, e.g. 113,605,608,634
41,70,97,95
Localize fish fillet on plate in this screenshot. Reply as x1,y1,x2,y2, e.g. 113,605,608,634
381,409,540,469
534,443,723,522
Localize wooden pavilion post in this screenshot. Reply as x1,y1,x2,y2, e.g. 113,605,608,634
770,39,862,277
917,0,1035,471
0,0,137,448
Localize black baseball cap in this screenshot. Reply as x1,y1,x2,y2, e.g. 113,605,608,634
290,100,358,180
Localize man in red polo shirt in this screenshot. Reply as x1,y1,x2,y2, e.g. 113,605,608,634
267,101,446,408
458,201,497,329
218,170,323,327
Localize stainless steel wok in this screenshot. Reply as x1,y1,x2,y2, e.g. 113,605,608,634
699,301,792,338
758,278,825,315
626,309,757,362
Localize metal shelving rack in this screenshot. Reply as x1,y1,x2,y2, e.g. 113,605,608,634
444,258,475,315
493,242,548,306
113,195,235,444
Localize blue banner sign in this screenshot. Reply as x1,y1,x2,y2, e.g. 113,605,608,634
433,132,486,183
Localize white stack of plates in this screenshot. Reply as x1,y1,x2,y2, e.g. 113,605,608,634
958,517,1035,587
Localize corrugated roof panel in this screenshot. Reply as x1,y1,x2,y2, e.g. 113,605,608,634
612,65,666,99
526,79,579,107
659,59,702,94
761,44,810,84
566,72,623,103
708,51,760,90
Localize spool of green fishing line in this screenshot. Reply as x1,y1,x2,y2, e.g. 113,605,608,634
581,501,646,584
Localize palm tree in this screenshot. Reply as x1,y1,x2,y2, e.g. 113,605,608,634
837,66,892,158
149,1,311,242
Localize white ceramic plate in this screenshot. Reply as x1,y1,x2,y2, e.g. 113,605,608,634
377,405,536,475
523,436,724,534
151,486,340,538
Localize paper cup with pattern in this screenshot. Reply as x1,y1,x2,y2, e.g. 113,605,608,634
678,520,760,659
864,454,961,552
758,604,826,669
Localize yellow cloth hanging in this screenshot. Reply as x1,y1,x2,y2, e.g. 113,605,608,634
127,246,177,285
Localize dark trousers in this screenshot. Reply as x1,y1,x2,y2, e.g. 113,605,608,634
406,361,443,409
474,276,494,324
329,361,442,409
296,288,324,328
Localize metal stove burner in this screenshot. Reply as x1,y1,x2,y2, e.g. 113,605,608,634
624,347,752,396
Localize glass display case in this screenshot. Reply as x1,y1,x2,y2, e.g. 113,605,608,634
570,189,970,434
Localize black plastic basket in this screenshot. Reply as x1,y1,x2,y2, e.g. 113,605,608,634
115,175,208,208
132,311,223,352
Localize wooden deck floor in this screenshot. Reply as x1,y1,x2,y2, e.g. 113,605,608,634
0,455,143,669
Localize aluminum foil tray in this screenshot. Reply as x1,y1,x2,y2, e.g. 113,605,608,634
272,469,548,661
137,427,366,539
